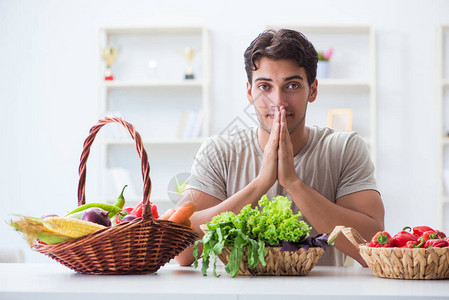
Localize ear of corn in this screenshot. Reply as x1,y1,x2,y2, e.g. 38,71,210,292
9,215,72,245
42,217,106,238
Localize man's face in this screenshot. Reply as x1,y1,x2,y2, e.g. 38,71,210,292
246,57,318,135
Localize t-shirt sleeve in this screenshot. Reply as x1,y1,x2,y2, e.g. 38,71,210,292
336,133,379,199
185,137,228,201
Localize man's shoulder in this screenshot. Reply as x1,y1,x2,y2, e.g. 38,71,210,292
197,127,259,161
208,127,257,148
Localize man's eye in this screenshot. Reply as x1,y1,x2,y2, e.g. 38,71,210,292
258,84,270,91
287,83,300,89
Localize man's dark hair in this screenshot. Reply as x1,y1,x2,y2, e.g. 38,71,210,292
244,29,318,86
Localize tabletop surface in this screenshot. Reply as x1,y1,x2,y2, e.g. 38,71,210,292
0,262,448,300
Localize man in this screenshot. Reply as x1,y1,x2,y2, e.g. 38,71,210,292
175,29,384,266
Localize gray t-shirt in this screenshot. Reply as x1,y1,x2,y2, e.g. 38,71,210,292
187,126,378,266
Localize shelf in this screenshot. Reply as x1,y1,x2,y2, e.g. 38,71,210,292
101,80,204,89
266,24,371,34
102,137,206,145
100,26,205,35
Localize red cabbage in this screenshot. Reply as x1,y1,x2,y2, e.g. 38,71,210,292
81,207,111,226
280,234,329,251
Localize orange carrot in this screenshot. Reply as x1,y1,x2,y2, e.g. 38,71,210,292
158,208,176,220
168,201,196,224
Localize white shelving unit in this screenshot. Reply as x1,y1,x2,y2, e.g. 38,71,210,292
96,26,210,212
265,24,377,166
436,25,449,232
102,80,204,88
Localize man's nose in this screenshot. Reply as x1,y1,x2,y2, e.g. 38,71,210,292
270,89,288,108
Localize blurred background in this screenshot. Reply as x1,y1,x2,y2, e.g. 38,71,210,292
1,0,449,262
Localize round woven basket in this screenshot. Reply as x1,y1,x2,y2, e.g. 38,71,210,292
219,245,324,276
329,226,449,280
200,224,324,276
33,117,198,275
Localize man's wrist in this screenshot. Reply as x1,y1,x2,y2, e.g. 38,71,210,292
251,176,273,198
281,176,303,194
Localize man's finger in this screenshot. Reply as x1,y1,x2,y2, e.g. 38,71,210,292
279,107,294,155
268,106,280,148
279,106,288,145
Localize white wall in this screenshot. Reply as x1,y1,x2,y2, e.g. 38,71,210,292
1,0,448,262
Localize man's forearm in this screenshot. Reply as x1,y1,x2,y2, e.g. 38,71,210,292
191,177,270,227
285,179,382,236
284,178,383,266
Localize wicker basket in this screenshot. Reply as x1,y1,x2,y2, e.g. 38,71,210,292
329,226,449,280
33,117,198,275
200,224,324,276
219,245,324,276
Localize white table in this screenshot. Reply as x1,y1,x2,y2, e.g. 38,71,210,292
0,262,448,299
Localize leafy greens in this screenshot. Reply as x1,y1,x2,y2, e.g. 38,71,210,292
193,195,312,277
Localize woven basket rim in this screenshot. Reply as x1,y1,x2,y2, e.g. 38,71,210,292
359,245,449,253
33,218,197,251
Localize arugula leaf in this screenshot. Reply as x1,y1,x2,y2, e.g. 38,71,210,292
246,239,257,268
193,240,200,268
224,231,247,277
257,240,267,266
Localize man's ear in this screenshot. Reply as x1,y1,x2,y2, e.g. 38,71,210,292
246,82,254,105
308,79,318,103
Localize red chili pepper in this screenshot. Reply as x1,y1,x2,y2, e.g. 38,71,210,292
392,230,417,247
404,237,425,248
151,203,159,219
124,207,134,214
130,201,159,218
131,201,143,217
369,231,393,247
424,239,449,248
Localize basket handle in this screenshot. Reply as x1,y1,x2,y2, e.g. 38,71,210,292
77,117,153,220
328,226,368,251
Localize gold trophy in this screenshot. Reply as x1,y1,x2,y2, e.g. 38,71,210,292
102,47,118,80
183,47,195,80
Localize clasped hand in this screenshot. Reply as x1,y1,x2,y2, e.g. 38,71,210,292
257,106,299,190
